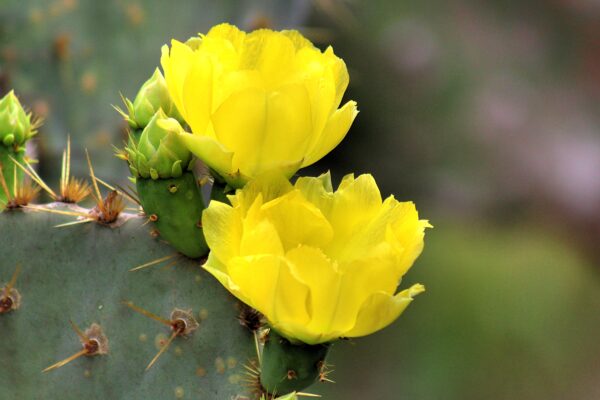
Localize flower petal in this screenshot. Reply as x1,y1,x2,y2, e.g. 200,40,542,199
202,200,241,262
228,255,310,325
178,132,233,176
285,246,342,340
303,100,358,167
344,284,425,338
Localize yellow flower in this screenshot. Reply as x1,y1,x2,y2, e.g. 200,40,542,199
202,173,431,345
160,23,358,187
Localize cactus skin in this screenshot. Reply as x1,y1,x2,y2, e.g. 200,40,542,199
136,171,209,258
0,147,25,204
260,330,330,395
0,207,254,399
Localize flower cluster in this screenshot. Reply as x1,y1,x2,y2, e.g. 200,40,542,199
142,23,429,346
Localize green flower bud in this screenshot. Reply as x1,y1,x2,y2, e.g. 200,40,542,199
126,110,192,180
117,69,184,130
0,91,35,149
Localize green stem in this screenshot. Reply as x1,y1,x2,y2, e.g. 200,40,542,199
260,329,330,396
209,179,231,205
0,146,24,205
136,171,208,258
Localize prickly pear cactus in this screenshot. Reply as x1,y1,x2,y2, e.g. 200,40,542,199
0,208,256,399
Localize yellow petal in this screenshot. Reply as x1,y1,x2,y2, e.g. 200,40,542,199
202,200,241,263
285,246,343,341
294,172,335,217
324,174,383,256
303,100,358,167
228,255,310,325
241,30,295,87
211,84,312,177
240,198,285,256
261,190,333,250
344,284,425,338
386,201,431,276
178,132,233,176
202,253,251,305
160,40,195,119
181,52,213,134
324,46,350,108
205,23,246,52
281,30,314,51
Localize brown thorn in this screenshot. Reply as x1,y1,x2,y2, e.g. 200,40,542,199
122,301,172,327
84,149,102,204
145,329,178,371
69,319,89,342
42,349,88,373
129,253,178,272
3,264,21,298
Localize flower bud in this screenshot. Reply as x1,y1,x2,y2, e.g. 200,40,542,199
126,110,192,180
0,91,34,149
118,69,184,130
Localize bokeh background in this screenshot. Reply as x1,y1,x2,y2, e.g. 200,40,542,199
2,0,599,399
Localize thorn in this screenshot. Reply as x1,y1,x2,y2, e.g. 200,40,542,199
129,253,178,272
145,330,178,371
84,149,102,204
22,205,89,218
115,183,141,206
122,301,172,327
69,319,89,342
3,264,21,298
43,323,108,373
9,155,56,199
254,330,262,367
42,349,88,373
54,219,94,228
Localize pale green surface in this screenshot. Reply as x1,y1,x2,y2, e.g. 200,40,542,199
0,207,255,399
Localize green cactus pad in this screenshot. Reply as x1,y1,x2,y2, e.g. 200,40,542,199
136,171,209,259
260,330,330,395
0,206,255,399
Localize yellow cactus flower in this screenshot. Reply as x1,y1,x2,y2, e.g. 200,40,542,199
161,23,358,187
202,173,431,345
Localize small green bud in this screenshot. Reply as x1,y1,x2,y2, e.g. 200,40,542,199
117,69,184,130
0,91,35,149
126,110,192,180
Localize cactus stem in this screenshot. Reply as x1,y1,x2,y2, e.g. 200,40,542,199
0,264,22,313
129,252,179,272
43,322,109,373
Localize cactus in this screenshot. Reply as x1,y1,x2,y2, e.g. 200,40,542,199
0,205,256,398
123,110,209,259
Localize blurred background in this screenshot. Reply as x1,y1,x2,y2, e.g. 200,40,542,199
1,0,599,399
